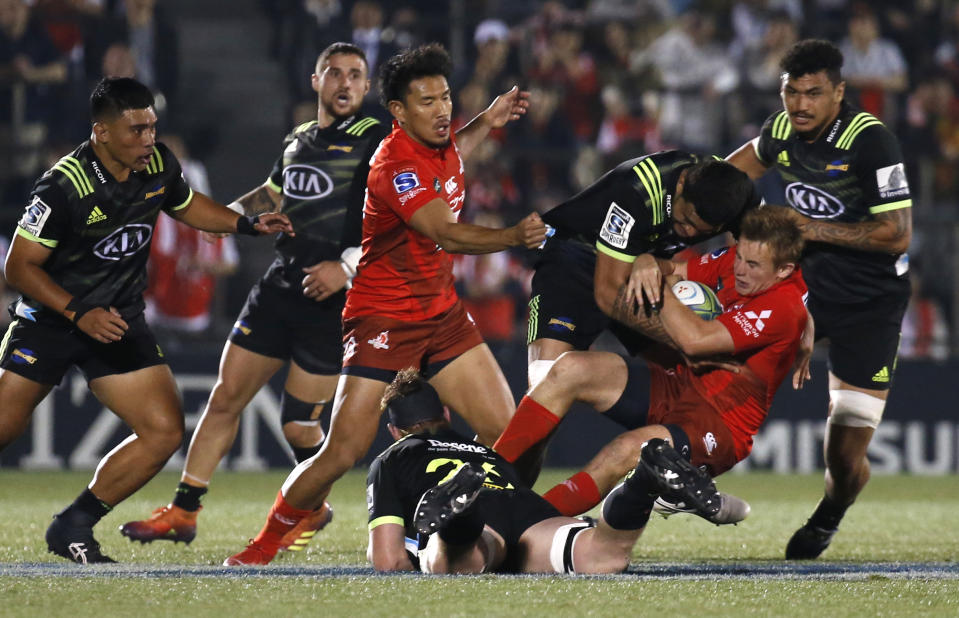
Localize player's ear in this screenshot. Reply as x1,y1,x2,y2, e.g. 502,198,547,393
92,121,109,143
311,73,320,93
834,80,846,103
777,262,796,280
389,99,406,123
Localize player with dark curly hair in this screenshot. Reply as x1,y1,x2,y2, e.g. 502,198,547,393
223,43,547,566
727,39,913,559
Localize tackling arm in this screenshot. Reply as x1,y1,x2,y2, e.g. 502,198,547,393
726,138,770,181
226,182,283,216
408,199,546,254
789,207,911,254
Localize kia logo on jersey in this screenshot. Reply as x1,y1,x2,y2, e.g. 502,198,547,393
94,224,153,261
784,183,845,219
283,164,334,200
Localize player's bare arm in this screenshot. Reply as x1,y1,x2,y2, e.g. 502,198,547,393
454,86,530,160
409,199,546,253
229,183,283,215
726,138,770,180
171,192,295,236
789,207,911,254
4,235,128,342
625,255,688,312
656,289,736,357
368,524,415,572
792,309,815,390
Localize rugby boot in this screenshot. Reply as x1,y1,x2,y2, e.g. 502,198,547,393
413,463,487,535
279,501,334,552
46,515,116,564
631,438,722,520
785,521,837,559
653,492,751,525
119,504,200,544
223,539,280,566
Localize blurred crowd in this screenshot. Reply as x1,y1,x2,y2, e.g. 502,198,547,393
1,0,955,357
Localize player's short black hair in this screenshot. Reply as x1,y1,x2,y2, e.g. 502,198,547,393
382,368,446,430
780,39,844,85
90,77,155,122
316,42,368,73
738,207,804,267
683,160,758,228
379,42,453,107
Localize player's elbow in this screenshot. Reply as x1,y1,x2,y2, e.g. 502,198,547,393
371,551,414,572
593,282,618,317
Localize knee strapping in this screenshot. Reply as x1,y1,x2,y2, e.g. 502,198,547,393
828,389,885,429
528,360,555,388
280,391,325,426
549,521,593,574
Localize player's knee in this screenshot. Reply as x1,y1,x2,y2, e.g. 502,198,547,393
828,389,885,430
280,391,327,447
142,410,185,456
205,380,250,417
282,422,325,448
543,352,592,393
549,521,594,574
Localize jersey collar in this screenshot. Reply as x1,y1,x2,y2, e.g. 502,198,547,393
391,120,455,159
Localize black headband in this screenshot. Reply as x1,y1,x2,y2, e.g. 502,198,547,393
386,382,445,429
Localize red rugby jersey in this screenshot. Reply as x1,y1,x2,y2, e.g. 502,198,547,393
684,246,808,459
345,122,466,321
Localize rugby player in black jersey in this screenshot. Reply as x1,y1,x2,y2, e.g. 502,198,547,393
0,77,292,564
367,369,718,574
120,43,389,552
726,39,913,559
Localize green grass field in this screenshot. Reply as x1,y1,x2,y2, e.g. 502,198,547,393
1,469,957,617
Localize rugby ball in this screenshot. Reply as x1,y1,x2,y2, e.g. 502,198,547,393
671,280,722,320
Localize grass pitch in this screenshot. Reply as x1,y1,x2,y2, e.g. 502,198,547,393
1,469,957,617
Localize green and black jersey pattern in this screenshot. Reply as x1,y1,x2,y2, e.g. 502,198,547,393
264,115,388,287
13,141,192,323
542,150,703,263
366,427,521,539
756,101,911,303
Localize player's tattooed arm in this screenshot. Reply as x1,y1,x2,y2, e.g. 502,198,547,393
609,282,677,347
789,207,911,254
232,183,283,215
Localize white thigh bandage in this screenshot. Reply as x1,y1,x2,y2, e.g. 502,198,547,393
828,389,886,429
549,522,592,574
528,360,555,388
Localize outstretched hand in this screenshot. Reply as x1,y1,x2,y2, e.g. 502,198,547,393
484,86,530,129
626,254,663,313
512,212,548,249
254,212,295,236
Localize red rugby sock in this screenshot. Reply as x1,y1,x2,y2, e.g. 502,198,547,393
253,491,312,548
543,471,602,517
492,396,561,463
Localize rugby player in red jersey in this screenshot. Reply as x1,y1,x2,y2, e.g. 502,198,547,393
493,207,809,524
223,43,547,566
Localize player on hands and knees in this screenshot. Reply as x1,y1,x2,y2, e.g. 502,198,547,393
727,39,912,559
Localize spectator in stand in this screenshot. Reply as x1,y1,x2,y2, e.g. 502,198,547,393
839,3,908,120
350,0,396,103
452,18,514,93
0,0,68,194
145,134,238,336
900,262,950,361
738,11,800,129
595,84,654,169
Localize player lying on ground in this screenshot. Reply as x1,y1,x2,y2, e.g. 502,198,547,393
367,369,731,574
493,207,811,519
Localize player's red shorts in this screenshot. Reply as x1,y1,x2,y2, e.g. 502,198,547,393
647,367,740,477
341,300,484,380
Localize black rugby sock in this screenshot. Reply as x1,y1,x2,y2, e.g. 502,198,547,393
439,505,485,546
172,482,208,512
292,443,323,464
807,495,849,531
601,482,655,531
59,488,112,527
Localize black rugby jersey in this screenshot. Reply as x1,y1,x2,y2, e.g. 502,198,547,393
542,150,703,262
367,427,521,539
755,101,911,303
263,115,387,288
12,141,192,323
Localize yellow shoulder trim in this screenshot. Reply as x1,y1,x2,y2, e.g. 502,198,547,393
869,199,911,214
16,226,58,248
596,241,637,263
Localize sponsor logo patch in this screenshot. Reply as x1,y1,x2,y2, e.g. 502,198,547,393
702,432,717,455
343,336,357,361
231,320,251,336
12,348,38,365
283,164,334,200
393,171,420,194
19,196,52,237
825,160,849,177
86,206,107,225
744,309,772,333
327,144,354,153
599,202,635,249
876,163,909,199
785,183,845,219
145,185,166,200
444,176,457,195
547,317,576,333
368,331,390,350
709,247,728,260
398,186,426,205
94,224,152,261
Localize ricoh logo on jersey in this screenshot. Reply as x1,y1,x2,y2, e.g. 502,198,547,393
93,224,152,261
825,118,843,143
784,183,845,218
283,164,334,200
90,160,108,184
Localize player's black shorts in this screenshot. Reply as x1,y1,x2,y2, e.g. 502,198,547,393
477,487,560,552
808,291,909,391
0,313,165,385
528,238,653,355
228,280,344,375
